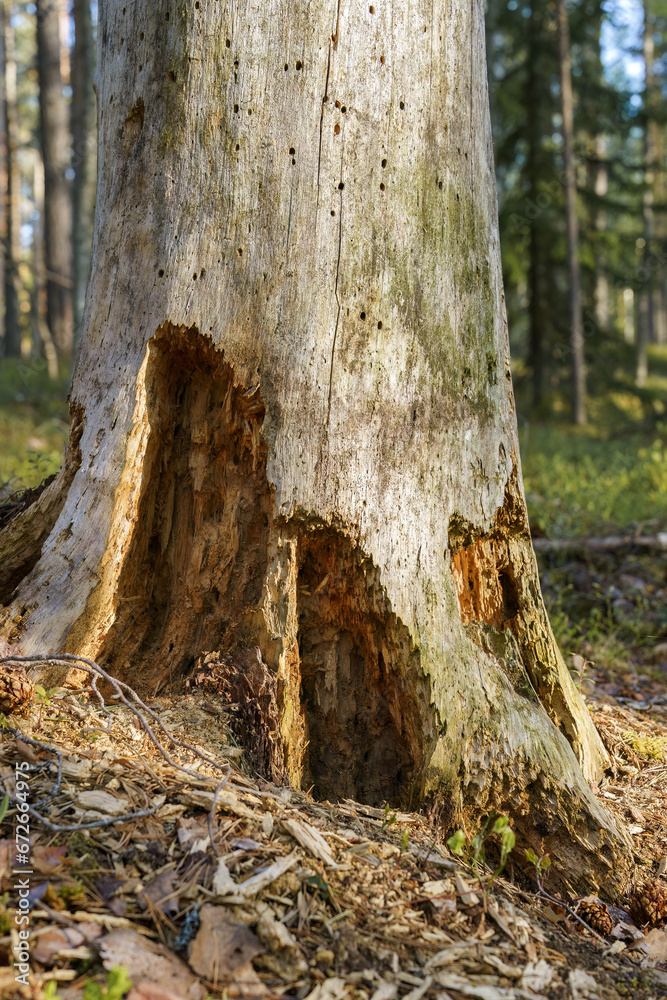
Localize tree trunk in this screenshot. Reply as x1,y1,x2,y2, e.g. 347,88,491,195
638,0,656,387
36,0,73,356
2,0,20,358
71,0,96,342
526,6,544,410
556,0,586,425
593,135,609,332
0,0,630,896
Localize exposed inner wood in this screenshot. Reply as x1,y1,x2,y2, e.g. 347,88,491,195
98,325,272,691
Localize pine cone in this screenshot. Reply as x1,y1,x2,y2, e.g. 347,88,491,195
577,899,613,936
628,879,667,929
0,663,34,715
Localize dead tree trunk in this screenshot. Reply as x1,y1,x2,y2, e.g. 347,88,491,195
36,0,73,356
0,0,630,897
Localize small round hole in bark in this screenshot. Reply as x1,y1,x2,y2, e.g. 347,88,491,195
289,147,295,155
292,158,296,165
284,63,289,70
380,183,385,191
165,11,169,19
194,1,199,7
438,180,443,190
369,4,375,11
193,273,197,281
338,182,344,190
158,269,164,277
168,70,176,82
400,100,405,109
334,123,340,135
331,210,335,216
380,55,385,64
238,247,243,255
335,100,341,108
381,158,387,168
341,105,347,113
236,143,240,150
296,60,302,70
234,104,239,113
377,321,382,329
360,312,366,320
226,38,231,47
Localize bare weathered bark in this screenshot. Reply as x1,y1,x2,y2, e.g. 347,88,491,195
71,0,96,341
556,0,586,425
0,0,630,896
36,0,73,356
2,1,20,357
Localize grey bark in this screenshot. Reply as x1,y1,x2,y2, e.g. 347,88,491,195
36,0,73,355
0,0,630,896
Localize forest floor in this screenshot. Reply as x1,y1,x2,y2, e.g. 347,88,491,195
0,359,667,999
1,597,667,1000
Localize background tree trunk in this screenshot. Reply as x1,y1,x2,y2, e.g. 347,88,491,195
556,0,587,425
0,0,630,896
71,0,96,343
36,0,73,356
3,0,21,358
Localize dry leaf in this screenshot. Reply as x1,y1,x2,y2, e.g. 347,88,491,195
520,959,553,993
77,789,131,815
33,927,85,965
629,927,667,967
127,984,189,1000
303,978,349,1000
212,857,238,895
370,983,398,1000
568,969,601,1000
32,845,68,875
234,851,298,898
433,972,516,998
138,869,179,916
454,872,479,907
98,928,205,999
188,904,264,983
281,817,338,867
255,902,308,979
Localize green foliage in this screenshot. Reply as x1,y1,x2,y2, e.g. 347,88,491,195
44,983,63,1000
82,967,133,1000
0,794,8,823
447,814,516,886
525,848,552,876
382,802,397,830
0,358,70,496
522,423,667,538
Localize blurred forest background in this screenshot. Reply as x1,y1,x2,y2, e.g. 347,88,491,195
0,0,664,680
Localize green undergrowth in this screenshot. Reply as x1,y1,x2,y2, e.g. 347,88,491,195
520,423,667,539
0,356,70,497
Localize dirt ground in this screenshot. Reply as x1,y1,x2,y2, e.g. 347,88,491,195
0,547,666,1000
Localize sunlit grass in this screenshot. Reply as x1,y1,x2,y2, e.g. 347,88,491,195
521,424,667,538
0,357,70,495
